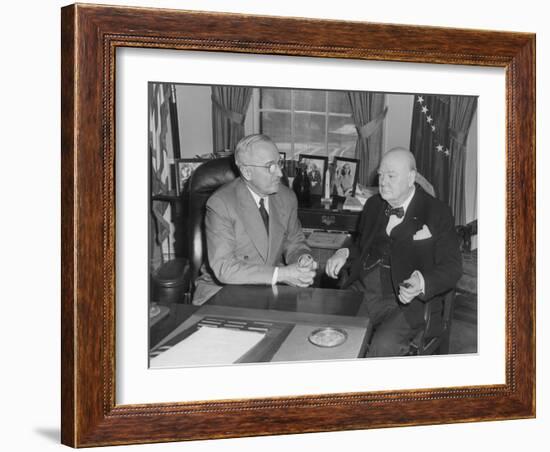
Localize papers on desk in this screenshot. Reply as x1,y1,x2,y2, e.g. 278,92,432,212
150,326,265,368
342,196,364,211
306,231,349,249
354,185,379,207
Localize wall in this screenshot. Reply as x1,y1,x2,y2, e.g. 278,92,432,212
3,1,545,452
175,84,213,158
385,93,414,151
465,109,478,225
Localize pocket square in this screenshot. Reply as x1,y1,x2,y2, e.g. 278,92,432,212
413,224,432,240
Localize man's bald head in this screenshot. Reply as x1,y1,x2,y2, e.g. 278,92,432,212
382,147,417,171
378,147,417,207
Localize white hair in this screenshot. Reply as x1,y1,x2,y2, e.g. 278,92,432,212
234,134,276,167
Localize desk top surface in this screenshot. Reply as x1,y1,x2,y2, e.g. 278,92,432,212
206,285,363,316
150,286,370,364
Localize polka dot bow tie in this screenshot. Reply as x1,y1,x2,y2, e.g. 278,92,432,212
384,205,405,218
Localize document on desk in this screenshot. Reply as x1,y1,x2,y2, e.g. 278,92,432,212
150,326,266,367
306,231,349,249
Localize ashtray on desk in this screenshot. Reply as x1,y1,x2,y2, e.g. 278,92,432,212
308,327,348,348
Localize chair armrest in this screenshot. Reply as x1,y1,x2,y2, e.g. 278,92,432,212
409,289,456,355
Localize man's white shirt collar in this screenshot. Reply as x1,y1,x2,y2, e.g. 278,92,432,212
386,186,415,235
398,185,416,215
246,184,269,213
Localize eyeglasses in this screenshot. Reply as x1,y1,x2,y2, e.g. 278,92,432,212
244,162,280,174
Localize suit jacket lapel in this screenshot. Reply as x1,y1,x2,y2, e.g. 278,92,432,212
267,194,285,263
237,180,269,261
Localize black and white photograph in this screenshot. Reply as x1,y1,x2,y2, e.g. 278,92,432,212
278,151,286,169
5,0,543,449
298,154,328,196
174,158,206,195
148,81,479,369
333,156,359,197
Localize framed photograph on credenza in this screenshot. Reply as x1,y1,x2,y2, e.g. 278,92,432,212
298,154,328,196
333,156,359,197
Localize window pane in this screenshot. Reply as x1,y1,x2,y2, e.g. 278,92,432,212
328,90,352,114
294,90,326,112
294,113,326,156
328,116,357,159
260,88,291,110
260,111,292,155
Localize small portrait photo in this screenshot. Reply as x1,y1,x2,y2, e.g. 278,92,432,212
174,159,207,195
333,157,359,197
278,151,286,170
298,154,328,196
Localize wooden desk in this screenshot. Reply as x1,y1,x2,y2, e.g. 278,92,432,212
298,195,361,233
150,286,371,366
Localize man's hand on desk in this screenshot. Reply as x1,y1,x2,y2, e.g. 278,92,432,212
278,261,316,287
325,248,349,279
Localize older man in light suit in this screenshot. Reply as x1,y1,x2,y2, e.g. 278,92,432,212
193,134,316,305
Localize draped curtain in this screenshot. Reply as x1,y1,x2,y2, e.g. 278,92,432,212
347,92,386,185
409,94,477,225
448,97,478,226
211,86,253,152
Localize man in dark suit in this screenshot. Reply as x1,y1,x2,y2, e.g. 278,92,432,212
193,134,317,305
326,148,462,357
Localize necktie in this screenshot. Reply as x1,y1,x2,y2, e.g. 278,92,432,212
259,198,269,233
384,205,405,218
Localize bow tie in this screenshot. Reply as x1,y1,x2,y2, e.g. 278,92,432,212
385,205,405,218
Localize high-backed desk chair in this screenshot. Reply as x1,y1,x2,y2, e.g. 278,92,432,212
184,157,240,302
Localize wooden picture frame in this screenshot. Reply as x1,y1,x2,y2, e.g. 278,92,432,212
333,156,360,197
61,3,535,447
298,154,329,196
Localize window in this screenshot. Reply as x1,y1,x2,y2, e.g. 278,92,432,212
259,88,357,160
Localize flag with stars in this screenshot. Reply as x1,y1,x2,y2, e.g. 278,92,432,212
149,83,174,267
409,94,451,203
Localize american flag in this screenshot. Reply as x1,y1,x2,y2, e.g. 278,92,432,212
149,83,173,259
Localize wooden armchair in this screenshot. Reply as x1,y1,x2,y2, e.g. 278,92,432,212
408,289,455,355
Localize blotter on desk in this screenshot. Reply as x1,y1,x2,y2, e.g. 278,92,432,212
150,327,265,367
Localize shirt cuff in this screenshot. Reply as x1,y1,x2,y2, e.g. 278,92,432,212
272,267,279,286
412,270,425,295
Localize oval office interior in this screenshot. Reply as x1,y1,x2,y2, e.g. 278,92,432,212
149,83,479,367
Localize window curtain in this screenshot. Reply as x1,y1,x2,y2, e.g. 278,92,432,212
448,97,477,226
211,86,253,153
347,92,386,185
